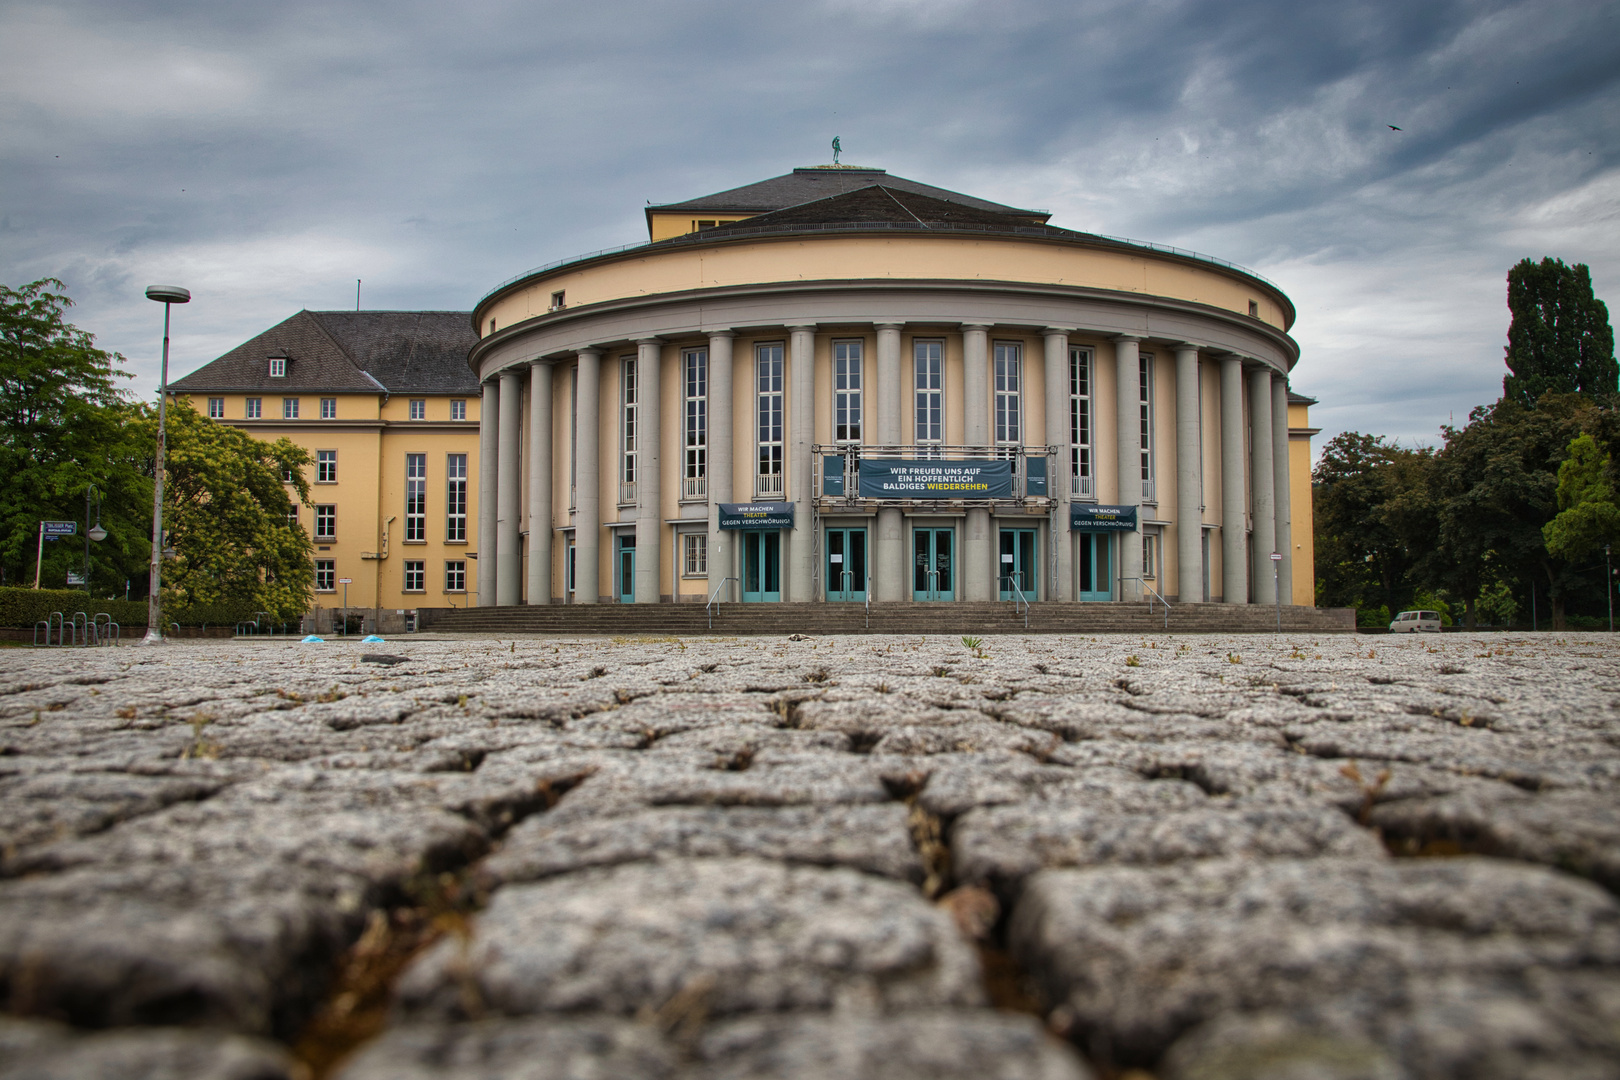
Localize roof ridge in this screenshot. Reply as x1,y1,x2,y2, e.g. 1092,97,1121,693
301,309,394,390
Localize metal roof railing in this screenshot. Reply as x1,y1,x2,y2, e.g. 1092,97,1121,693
478,221,1279,308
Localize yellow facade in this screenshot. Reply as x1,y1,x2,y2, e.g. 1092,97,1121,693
177,390,482,620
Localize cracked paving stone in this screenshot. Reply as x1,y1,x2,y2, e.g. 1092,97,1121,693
396,857,983,1019
0,1015,293,1080
333,1015,678,1080
1012,856,1620,1075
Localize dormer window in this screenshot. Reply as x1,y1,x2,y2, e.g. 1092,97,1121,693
269,354,287,377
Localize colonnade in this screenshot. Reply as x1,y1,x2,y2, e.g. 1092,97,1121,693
475,325,1293,607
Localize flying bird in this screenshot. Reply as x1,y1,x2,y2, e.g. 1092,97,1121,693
1388,125,1402,131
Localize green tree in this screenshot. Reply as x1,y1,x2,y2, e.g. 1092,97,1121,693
0,278,152,594
149,401,314,622
1312,431,1433,619
1502,258,1616,406
1543,433,1620,562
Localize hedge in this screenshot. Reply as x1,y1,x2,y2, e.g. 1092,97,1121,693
0,588,147,629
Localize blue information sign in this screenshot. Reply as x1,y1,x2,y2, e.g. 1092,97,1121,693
1070,504,1138,530
857,459,1014,498
718,502,795,530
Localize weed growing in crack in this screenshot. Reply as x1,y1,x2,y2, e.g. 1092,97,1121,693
801,668,829,684
1340,760,1392,825
1125,655,1141,667
932,665,953,678
1226,652,1242,664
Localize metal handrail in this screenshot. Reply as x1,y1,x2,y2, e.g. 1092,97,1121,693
1004,575,1030,629
866,569,871,630
1121,576,1172,629
706,576,739,629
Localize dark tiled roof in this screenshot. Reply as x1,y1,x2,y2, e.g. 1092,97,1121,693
172,310,477,395
1288,391,1318,405
650,167,1049,222
690,186,1056,236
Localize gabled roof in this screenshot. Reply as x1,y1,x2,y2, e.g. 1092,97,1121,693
647,166,1049,225
172,310,478,395
689,185,1058,236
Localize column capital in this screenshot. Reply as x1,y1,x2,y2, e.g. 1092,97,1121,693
706,329,736,340
960,322,991,332
498,367,523,382
1170,341,1201,354
787,323,817,334
1042,326,1074,337
634,336,663,347
874,321,905,331
575,347,602,360
1112,334,1144,344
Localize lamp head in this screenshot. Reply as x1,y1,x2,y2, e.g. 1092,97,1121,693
88,524,108,542
145,285,191,304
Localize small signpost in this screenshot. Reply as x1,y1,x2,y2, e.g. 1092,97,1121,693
1270,552,1283,632
338,577,353,634
34,521,78,589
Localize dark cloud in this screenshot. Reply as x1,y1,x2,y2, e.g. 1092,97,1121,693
1,0,1616,453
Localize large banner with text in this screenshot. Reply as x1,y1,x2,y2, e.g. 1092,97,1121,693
1070,504,1139,530
718,503,796,530
857,459,1014,498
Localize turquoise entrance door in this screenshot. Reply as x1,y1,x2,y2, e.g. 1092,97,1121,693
615,534,635,603
826,528,867,601
999,528,1038,601
912,528,954,601
1077,531,1113,601
741,531,781,602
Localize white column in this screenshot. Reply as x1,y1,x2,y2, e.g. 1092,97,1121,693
1219,355,1247,604
1175,344,1203,604
1044,328,1071,601
496,368,523,606
962,325,990,444
477,380,499,607
635,337,662,604
962,325,992,601
789,325,816,601
706,332,734,602
1272,375,1293,606
1114,336,1143,601
1248,366,1277,605
574,349,601,604
875,322,904,603
527,361,552,605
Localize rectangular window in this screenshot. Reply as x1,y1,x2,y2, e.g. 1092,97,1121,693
1139,353,1156,502
446,453,467,541
405,453,426,541
316,450,337,483
834,340,863,444
1069,347,1094,498
320,398,337,419
683,348,707,498
683,533,707,576
403,560,425,592
756,343,784,496
282,398,299,419
314,504,336,540
315,559,335,591
409,399,425,420
245,398,262,419
450,398,466,421
914,340,943,453
1143,528,1161,580
287,505,300,527
207,397,224,419
994,342,1022,453
445,560,466,592
550,290,565,311
269,356,286,378
620,355,637,504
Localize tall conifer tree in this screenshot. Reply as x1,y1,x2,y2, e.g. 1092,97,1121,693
1502,257,1616,406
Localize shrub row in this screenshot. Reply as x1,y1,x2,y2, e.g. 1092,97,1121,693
0,588,147,629
0,588,267,629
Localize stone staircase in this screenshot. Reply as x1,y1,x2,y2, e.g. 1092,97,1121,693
417,601,1355,636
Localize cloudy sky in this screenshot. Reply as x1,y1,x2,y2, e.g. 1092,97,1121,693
3,0,1617,454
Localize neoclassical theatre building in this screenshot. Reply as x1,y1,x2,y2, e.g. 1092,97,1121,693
470,166,1315,608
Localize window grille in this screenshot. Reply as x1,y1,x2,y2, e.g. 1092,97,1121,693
756,343,784,496
683,348,707,498
405,454,426,541
446,454,467,541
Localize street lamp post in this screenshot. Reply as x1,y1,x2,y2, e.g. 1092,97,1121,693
83,482,106,593
143,285,190,645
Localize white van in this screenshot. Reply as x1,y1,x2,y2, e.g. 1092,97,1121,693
1389,610,1443,633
